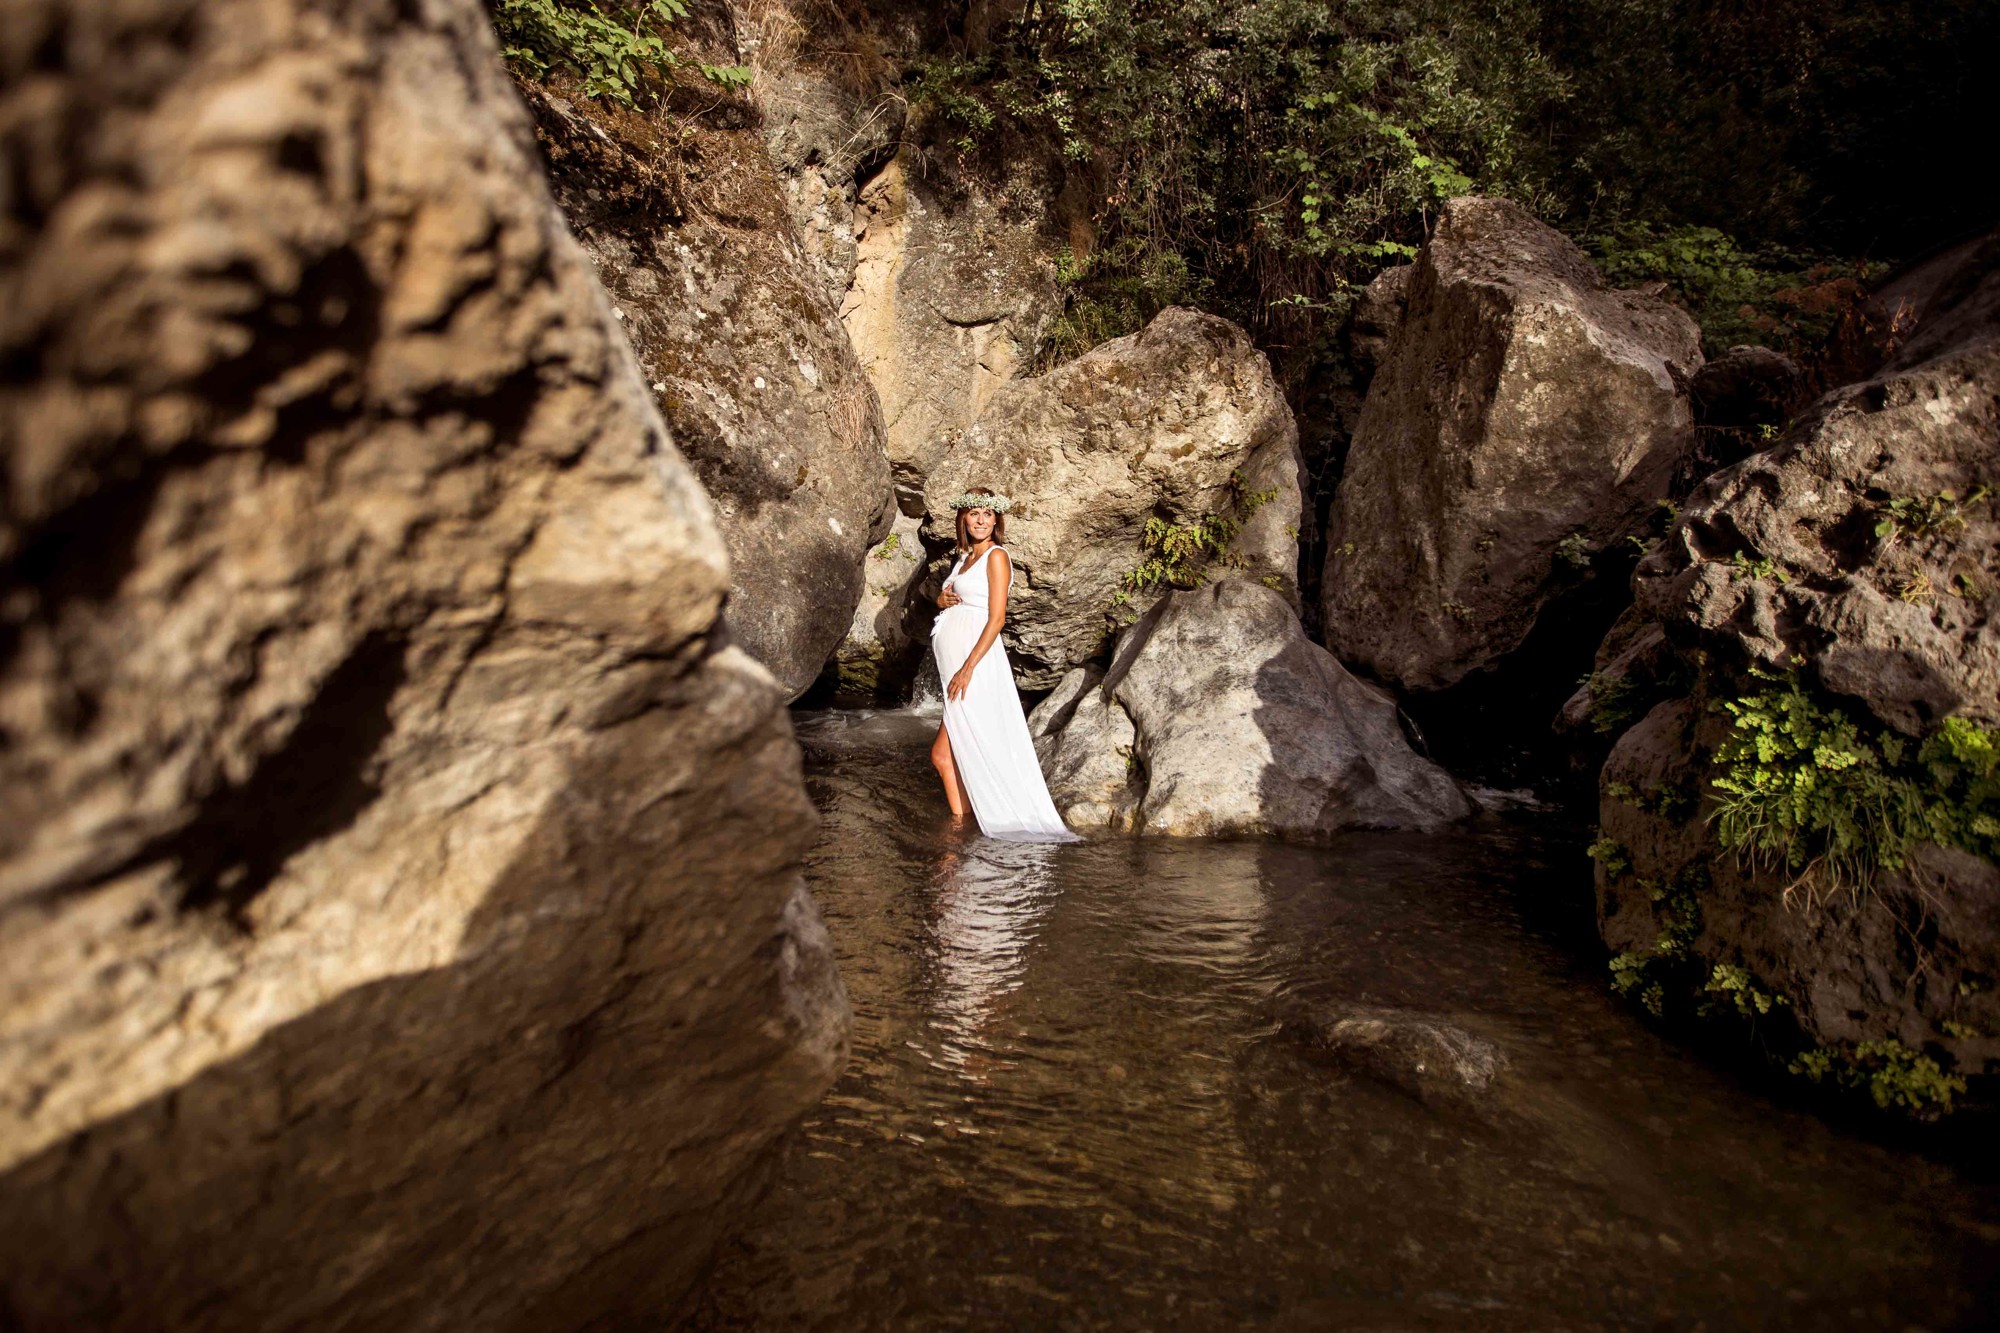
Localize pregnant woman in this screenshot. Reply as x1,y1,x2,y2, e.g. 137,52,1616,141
930,488,1079,842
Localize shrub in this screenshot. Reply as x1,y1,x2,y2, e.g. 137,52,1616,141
1585,221,1885,357
490,0,751,107
1790,1040,1967,1116
907,0,1567,364
1708,671,2000,893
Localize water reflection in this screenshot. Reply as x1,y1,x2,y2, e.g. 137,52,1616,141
924,834,1062,1071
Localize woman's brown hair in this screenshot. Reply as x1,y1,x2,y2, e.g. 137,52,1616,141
954,486,1008,551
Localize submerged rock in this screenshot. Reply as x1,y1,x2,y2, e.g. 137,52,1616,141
1028,664,1144,830
0,0,846,1325
1322,196,1703,694
925,308,1304,689
1030,581,1471,837
1281,1001,1508,1110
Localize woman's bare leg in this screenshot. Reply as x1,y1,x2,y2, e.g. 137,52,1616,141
931,723,973,817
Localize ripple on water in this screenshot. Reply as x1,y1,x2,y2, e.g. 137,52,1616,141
686,710,2000,1331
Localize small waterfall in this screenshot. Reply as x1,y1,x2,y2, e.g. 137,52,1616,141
909,656,943,713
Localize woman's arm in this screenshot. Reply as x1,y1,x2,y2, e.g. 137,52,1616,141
946,551,1011,700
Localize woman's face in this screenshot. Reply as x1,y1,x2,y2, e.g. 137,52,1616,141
964,507,996,540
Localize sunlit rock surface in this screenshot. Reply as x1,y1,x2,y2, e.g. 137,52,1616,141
925,308,1304,689
0,0,847,1325
1031,581,1470,837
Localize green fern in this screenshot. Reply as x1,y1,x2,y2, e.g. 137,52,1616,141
1708,671,2000,891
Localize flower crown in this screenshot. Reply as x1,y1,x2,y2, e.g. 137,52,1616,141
949,492,1012,513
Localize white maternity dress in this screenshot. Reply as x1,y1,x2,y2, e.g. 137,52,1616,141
931,545,1080,842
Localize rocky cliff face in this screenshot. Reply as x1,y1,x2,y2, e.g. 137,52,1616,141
743,4,1062,516
1588,232,2000,1093
520,10,894,700
923,308,1304,690
841,150,1063,509
0,0,846,1325
1322,197,1703,695
740,3,1065,701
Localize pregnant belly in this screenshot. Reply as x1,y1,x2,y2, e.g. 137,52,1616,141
932,602,986,632
931,604,987,670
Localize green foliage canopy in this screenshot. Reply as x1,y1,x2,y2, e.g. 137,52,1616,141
910,0,1997,365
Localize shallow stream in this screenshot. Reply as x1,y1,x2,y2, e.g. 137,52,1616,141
688,709,1999,1330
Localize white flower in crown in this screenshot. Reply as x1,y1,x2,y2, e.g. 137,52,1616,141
949,492,1012,513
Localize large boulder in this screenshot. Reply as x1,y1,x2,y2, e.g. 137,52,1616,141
1590,233,2000,1088
1030,581,1471,837
1596,702,2000,1085
1634,242,2000,737
923,308,1304,689
0,0,846,1326
523,41,893,700
1321,196,1703,694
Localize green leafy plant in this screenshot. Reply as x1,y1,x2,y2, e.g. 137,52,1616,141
1699,962,1788,1018
872,532,904,560
1874,487,1989,547
1579,650,1692,738
1608,780,1699,821
1708,671,2000,893
490,0,750,106
1585,836,1630,878
1114,471,1276,601
1727,550,1787,583
1587,221,1883,357
1555,530,1594,570
1605,867,1705,1017
1789,1040,1966,1115
905,0,1568,366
